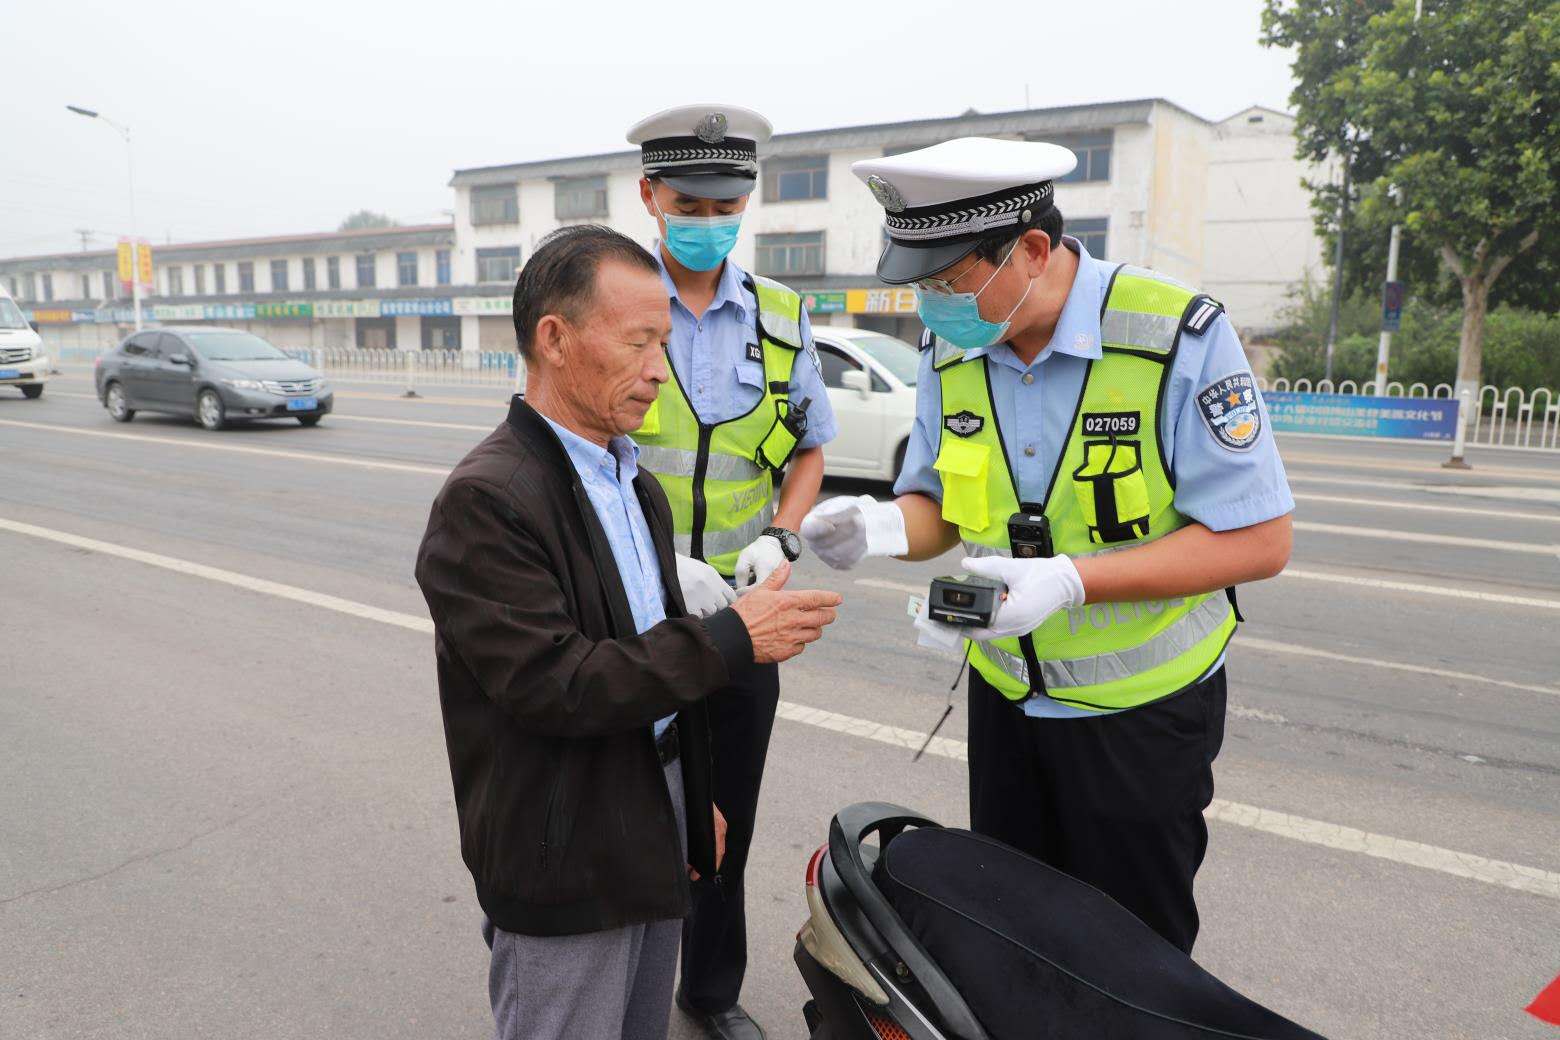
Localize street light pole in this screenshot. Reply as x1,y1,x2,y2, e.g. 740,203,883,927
66,105,142,331
1374,218,1401,396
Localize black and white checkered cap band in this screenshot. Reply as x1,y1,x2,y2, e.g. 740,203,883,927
885,182,1054,244
641,136,758,176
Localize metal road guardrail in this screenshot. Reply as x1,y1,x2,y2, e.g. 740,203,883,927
1257,377,1558,453
293,348,519,391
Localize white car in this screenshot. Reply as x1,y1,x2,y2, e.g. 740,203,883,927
810,326,920,483
0,286,48,399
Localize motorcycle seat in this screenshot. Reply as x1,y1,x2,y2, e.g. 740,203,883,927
876,826,1325,1040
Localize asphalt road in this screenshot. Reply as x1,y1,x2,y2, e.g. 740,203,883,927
2,370,1557,1040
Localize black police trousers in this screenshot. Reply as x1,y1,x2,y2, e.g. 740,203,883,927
678,659,780,1013
966,665,1228,954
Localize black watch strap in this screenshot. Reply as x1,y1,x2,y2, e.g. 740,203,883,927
762,526,802,561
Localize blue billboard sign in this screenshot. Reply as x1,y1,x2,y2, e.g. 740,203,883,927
1264,392,1458,441
380,298,454,317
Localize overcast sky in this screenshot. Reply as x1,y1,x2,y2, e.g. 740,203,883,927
6,0,1299,259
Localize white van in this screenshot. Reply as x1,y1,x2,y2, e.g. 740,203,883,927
0,286,48,399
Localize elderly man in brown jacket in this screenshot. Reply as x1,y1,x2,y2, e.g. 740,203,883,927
415,224,841,1040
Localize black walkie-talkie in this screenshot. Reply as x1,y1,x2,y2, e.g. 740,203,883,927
1007,503,1054,559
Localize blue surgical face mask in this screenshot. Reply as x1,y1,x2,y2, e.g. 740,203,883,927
914,241,1034,350
653,196,743,272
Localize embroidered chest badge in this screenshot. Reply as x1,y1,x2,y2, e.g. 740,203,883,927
1196,372,1262,452
944,410,985,437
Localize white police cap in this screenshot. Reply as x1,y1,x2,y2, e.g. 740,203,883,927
627,104,773,201
851,137,1077,284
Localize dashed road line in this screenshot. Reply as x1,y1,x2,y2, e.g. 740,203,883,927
1292,491,1560,524
1293,519,1558,556
6,513,1553,900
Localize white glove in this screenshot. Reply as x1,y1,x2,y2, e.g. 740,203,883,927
961,554,1086,641
733,534,788,592
675,554,738,617
799,495,908,571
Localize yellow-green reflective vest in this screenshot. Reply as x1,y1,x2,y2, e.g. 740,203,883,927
634,275,805,577
932,264,1237,712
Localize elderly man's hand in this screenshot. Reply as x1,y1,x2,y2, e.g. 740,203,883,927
689,804,728,882
729,561,842,664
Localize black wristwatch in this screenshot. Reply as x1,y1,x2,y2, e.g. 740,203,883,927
763,526,802,561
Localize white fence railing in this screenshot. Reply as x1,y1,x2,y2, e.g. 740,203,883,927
286,348,519,391
1255,378,1559,452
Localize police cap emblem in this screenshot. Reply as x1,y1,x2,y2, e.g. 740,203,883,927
944,410,984,438
695,112,728,144
867,175,907,214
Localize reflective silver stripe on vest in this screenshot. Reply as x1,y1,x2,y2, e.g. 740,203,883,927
976,594,1231,690
637,445,764,483
672,497,776,558
1099,309,1179,353
752,275,802,348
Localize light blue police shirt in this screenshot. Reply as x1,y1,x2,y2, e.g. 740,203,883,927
654,245,837,451
894,237,1295,718
541,413,675,738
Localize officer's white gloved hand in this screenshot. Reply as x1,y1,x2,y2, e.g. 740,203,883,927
733,535,788,593
675,554,738,617
799,495,908,571
961,554,1086,641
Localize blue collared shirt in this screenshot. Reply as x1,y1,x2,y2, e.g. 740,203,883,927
895,237,1294,718
654,245,837,451
541,413,675,738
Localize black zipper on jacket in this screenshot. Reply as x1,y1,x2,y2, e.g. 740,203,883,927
689,422,713,561
539,767,564,869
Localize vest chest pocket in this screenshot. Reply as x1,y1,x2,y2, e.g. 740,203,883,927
1071,440,1151,544
934,437,991,532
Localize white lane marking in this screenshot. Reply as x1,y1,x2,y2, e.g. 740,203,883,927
1228,704,1289,723
0,518,435,635
1293,491,1560,524
328,414,492,432
1278,567,1560,610
852,577,1560,692
0,419,448,476
771,701,1560,901
5,513,1555,901
1237,636,1560,698
1288,471,1560,507
1293,519,1559,556
1282,448,1560,482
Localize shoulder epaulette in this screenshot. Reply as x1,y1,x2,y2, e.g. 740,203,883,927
1182,295,1225,336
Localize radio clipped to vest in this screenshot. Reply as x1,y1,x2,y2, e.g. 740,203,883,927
755,394,810,471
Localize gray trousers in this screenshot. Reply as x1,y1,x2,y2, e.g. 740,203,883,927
483,760,686,1040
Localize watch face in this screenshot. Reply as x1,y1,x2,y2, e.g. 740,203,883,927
767,527,801,560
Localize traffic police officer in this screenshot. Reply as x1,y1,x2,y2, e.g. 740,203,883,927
802,138,1294,954
627,104,836,1040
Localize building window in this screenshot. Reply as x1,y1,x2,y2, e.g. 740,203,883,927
103,270,115,299
397,251,418,286
192,265,205,295
422,315,461,350
169,266,184,296
1069,217,1109,258
238,261,255,293
554,175,609,220
476,247,521,284
763,155,828,202
327,256,341,290
78,274,91,299
270,259,289,293
1040,131,1112,183
42,273,53,301
215,263,227,294
303,257,316,291
755,232,825,277
356,254,376,288
435,249,451,286
470,184,519,226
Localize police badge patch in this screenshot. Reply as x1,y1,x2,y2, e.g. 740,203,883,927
1196,372,1263,452
944,410,984,437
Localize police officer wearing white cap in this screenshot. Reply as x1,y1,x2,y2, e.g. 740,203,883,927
626,103,836,1040
802,137,1295,953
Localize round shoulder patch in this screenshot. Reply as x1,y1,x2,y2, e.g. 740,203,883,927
1196,372,1262,452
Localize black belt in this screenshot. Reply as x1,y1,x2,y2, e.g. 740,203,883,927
656,722,680,766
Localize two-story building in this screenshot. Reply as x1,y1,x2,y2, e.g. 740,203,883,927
3,98,1324,361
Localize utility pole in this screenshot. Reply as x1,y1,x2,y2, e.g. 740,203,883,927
74,228,94,251
1324,149,1349,384
66,105,141,331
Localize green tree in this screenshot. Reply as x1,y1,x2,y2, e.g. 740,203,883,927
1263,0,1557,396
337,210,399,232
